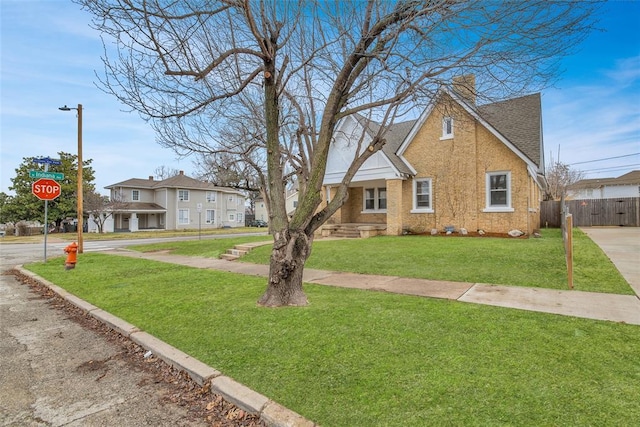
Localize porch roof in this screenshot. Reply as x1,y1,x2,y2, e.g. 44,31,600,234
116,202,167,213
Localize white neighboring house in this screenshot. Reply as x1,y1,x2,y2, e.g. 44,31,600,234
254,198,268,222
252,181,298,224
101,171,246,232
569,170,640,200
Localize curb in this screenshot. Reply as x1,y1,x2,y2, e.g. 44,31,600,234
16,265,318,427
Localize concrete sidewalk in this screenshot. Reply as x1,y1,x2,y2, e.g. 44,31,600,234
101,247,640,325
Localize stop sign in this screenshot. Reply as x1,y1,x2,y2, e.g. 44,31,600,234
32,178,62,200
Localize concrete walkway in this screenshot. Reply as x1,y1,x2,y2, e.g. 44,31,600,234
100,240,640,325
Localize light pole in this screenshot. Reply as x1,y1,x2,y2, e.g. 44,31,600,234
58,104,83,253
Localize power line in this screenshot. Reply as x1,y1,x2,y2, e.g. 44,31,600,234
581,163,640,173
569,153,640,166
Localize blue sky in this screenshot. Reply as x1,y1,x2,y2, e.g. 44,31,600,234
1,1,639,196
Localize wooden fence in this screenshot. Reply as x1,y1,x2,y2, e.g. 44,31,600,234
541,197,640,228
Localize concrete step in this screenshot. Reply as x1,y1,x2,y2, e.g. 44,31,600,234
220,253,240,261
227,248,248,257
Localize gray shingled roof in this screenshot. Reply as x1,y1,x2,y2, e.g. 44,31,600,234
570,170,640,189
476,93,542,167
105,173,244,194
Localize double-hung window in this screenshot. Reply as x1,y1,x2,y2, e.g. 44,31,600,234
412,178,433,212
178,190,189,201
441,117,454,139
206,191,216,203
131,190,140,201
363,187,387,212
178,209,189,224
206,209,215,224
485,172,513,212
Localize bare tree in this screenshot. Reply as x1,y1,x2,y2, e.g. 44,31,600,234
153,165,181,180
546,161,585,200
84,191,129,233
78,0,598,306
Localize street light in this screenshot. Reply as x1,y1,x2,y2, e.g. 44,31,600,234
58,104,83,254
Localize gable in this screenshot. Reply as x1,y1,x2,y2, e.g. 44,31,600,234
324,115,408,185
397,88,542,174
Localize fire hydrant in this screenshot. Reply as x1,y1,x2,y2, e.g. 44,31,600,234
64,242,78,270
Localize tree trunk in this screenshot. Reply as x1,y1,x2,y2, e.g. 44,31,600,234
258,229,312,307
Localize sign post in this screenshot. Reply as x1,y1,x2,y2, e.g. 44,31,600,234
197,203,202,240
32,157,62,262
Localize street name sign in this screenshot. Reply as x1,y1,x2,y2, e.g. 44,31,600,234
32,157,62,166
32,178,62,201
29,170,65,180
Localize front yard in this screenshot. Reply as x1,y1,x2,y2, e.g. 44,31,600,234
129,228,633,294
23,250,640,426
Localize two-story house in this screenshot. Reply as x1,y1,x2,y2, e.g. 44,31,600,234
321,76,546,236
101,171,246,232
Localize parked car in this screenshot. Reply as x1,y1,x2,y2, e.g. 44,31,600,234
249,219,268,227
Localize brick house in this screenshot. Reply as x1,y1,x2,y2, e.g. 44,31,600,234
321,77,546,236
100,171,246,232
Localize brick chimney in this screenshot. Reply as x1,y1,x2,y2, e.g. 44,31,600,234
452,74,476,105
179,170,184,175
148,176,154,180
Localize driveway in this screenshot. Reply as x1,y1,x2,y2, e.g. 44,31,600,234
580,227,640,297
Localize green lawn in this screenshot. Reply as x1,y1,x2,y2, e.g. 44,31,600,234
24,255,640,426
130,228,633,294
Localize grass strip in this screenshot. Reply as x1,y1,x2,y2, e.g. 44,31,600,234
25,254,640,426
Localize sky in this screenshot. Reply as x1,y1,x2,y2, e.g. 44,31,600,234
1,1,639,196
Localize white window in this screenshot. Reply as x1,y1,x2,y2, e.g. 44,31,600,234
484,172,513,212
441,117,454,139
363,187,387,212
206,209,215,224
178,209,189,224
131,190,140,201
237,213,243,223
206,191,216,202
228,195,234,203
228,212,235,221
412,178,433,212
178,190,189,201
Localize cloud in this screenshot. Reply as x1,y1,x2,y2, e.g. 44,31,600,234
543,55,640,175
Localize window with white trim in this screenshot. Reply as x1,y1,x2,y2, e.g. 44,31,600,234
178,209,189,224
131,190,140,201
412,178,433,211
178,190,189,201
441,117,453,139
228,212,235,221
485,172,513,211
363,187,386,211
237,213,243,223
206,191,216,202
228,195,234,203
206,209,215,224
